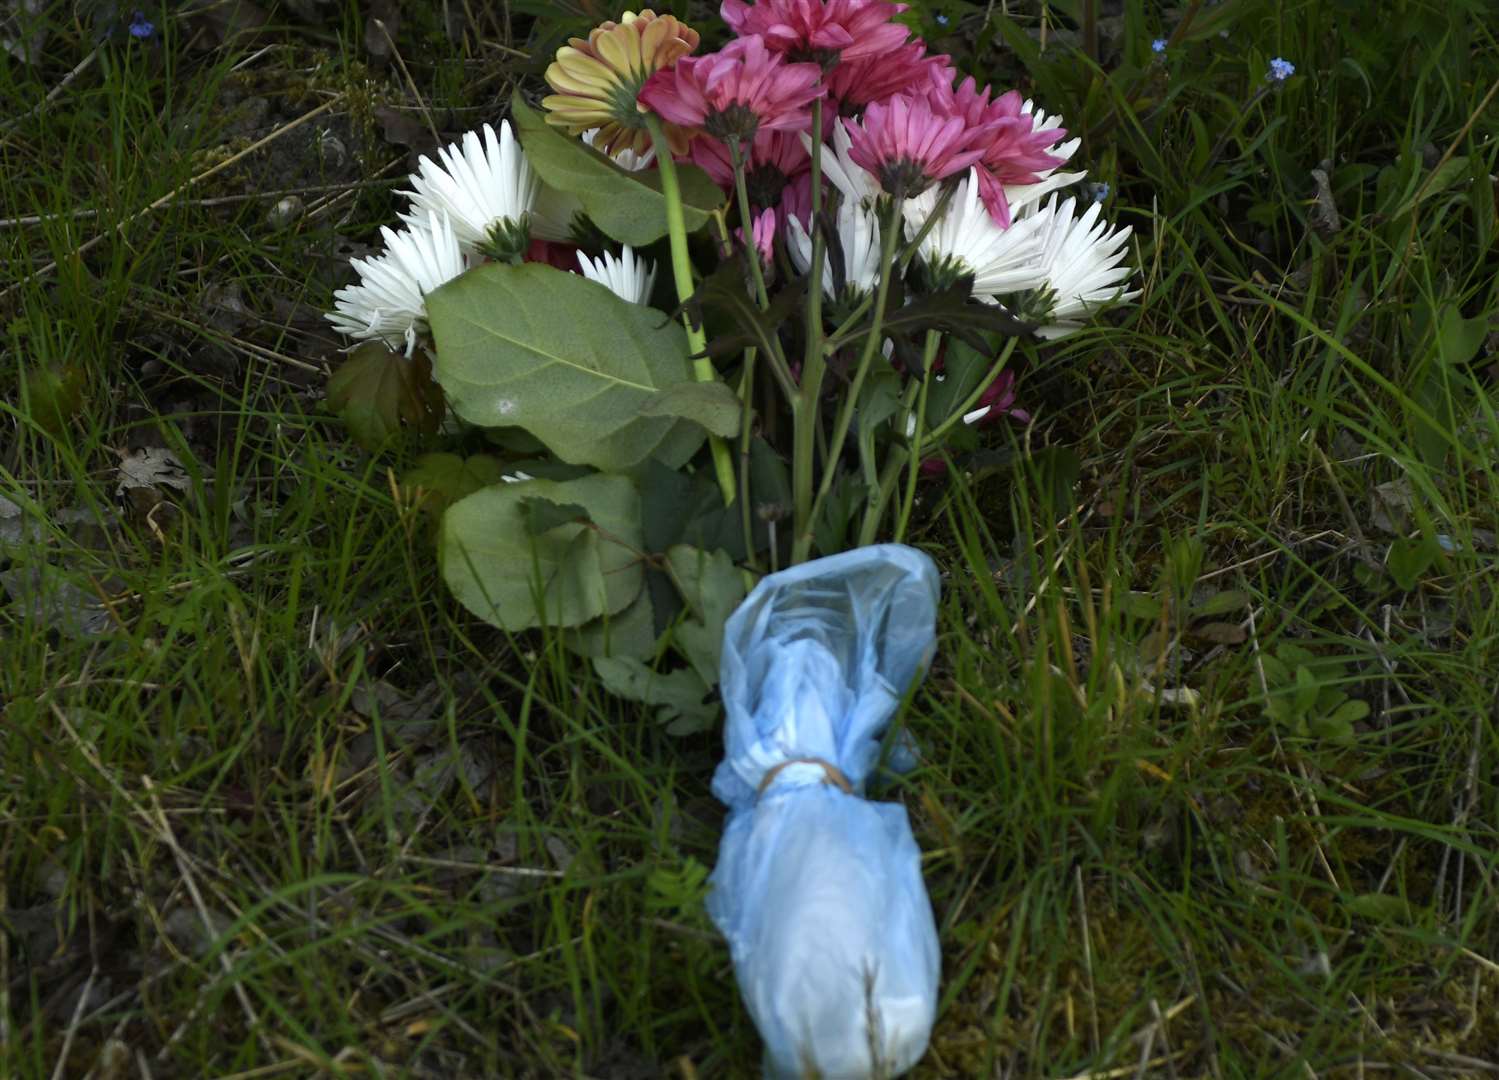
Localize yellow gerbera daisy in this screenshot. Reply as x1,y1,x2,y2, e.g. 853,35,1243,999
542,10,700,159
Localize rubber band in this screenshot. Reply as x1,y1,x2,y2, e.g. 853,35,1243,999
756,757,853,798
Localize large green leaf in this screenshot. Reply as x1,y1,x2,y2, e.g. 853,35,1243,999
639,380,743,438
326,342,444,450
592,656,718,735
512,94,723,246
428,262,703,470
440,474,644,632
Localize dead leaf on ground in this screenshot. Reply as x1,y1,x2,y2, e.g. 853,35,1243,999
1371,478,1414,536
117,447,194,498
1,0,47,64
0,565,115,637
373,104,441,160
364,0,400,66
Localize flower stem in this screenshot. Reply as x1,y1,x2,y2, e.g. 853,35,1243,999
894,330,941,541
729,138,771,311
647,113,736,507
792,96,826,562
792,194,901,563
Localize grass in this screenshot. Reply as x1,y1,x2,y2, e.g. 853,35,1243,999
2,0,1497,1075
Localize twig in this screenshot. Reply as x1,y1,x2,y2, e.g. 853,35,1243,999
50,965,99,1080
49,704,274,1056
0,93,346,302
0,180,404,229
1058,1051,1190,1080
0,46,99,140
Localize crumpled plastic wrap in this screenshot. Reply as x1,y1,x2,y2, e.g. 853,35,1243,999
706,545,941,1079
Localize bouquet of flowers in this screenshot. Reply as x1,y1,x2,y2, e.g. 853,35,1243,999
325,2,1137,671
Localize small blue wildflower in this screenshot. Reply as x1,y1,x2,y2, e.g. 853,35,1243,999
128,10,155,38
1151,38,1167,54
934,12,949,25
1267,57,1295,82
1091,182,1111,203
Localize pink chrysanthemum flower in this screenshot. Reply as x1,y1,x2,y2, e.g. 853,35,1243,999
735,206,778,266
844,92,991,198
824,40,949,116
640,35,823,143
691,128,809,203
720,0,911,68
963,368,1030,427
927,74,1071,227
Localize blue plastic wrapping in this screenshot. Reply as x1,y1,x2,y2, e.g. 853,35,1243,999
706,545,942,1078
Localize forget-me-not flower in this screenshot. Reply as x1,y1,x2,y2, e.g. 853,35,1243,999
1267,57,1295,82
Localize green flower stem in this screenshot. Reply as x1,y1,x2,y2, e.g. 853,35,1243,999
738,347,760,571
647,113,736,507
792,195,902,563
897,181,956,272
792,96,827,561
858,449,909,546
920,334,1021,448
729,139,771,310
894,330,941,542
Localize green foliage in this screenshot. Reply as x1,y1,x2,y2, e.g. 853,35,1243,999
440,473,644,631
1259,643,1371,743
326,342,445,450
510,95,724,246
427,262,707,469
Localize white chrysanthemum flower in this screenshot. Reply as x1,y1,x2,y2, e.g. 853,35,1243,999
576,246,657,305
1003,100,1087,216
802,119,882,209
399,121,538,256
903,168,1050,297
1028,195,1139,339
326,211,466,355
785,200,882,300
583,126,655,171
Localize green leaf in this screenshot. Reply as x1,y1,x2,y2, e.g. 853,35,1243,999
924,338,994,425
21,361,86,435
665,545,747,683
684,258,807,360
402,453,506,515
326,342,444,450
639,380,744,438
1392,155,1469,218
428,262,703,470
857,366,904,438
1119,591,1163,621
592,656,719,734
520,496,591,536
440,474,643,631
1387,535,1440,591
1292,666,1320,715
1344,893,1410,922
512,94,722,246
1309,696,1365,743
1191,589,1250,617
565,587,658,659
841,279,1033,359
